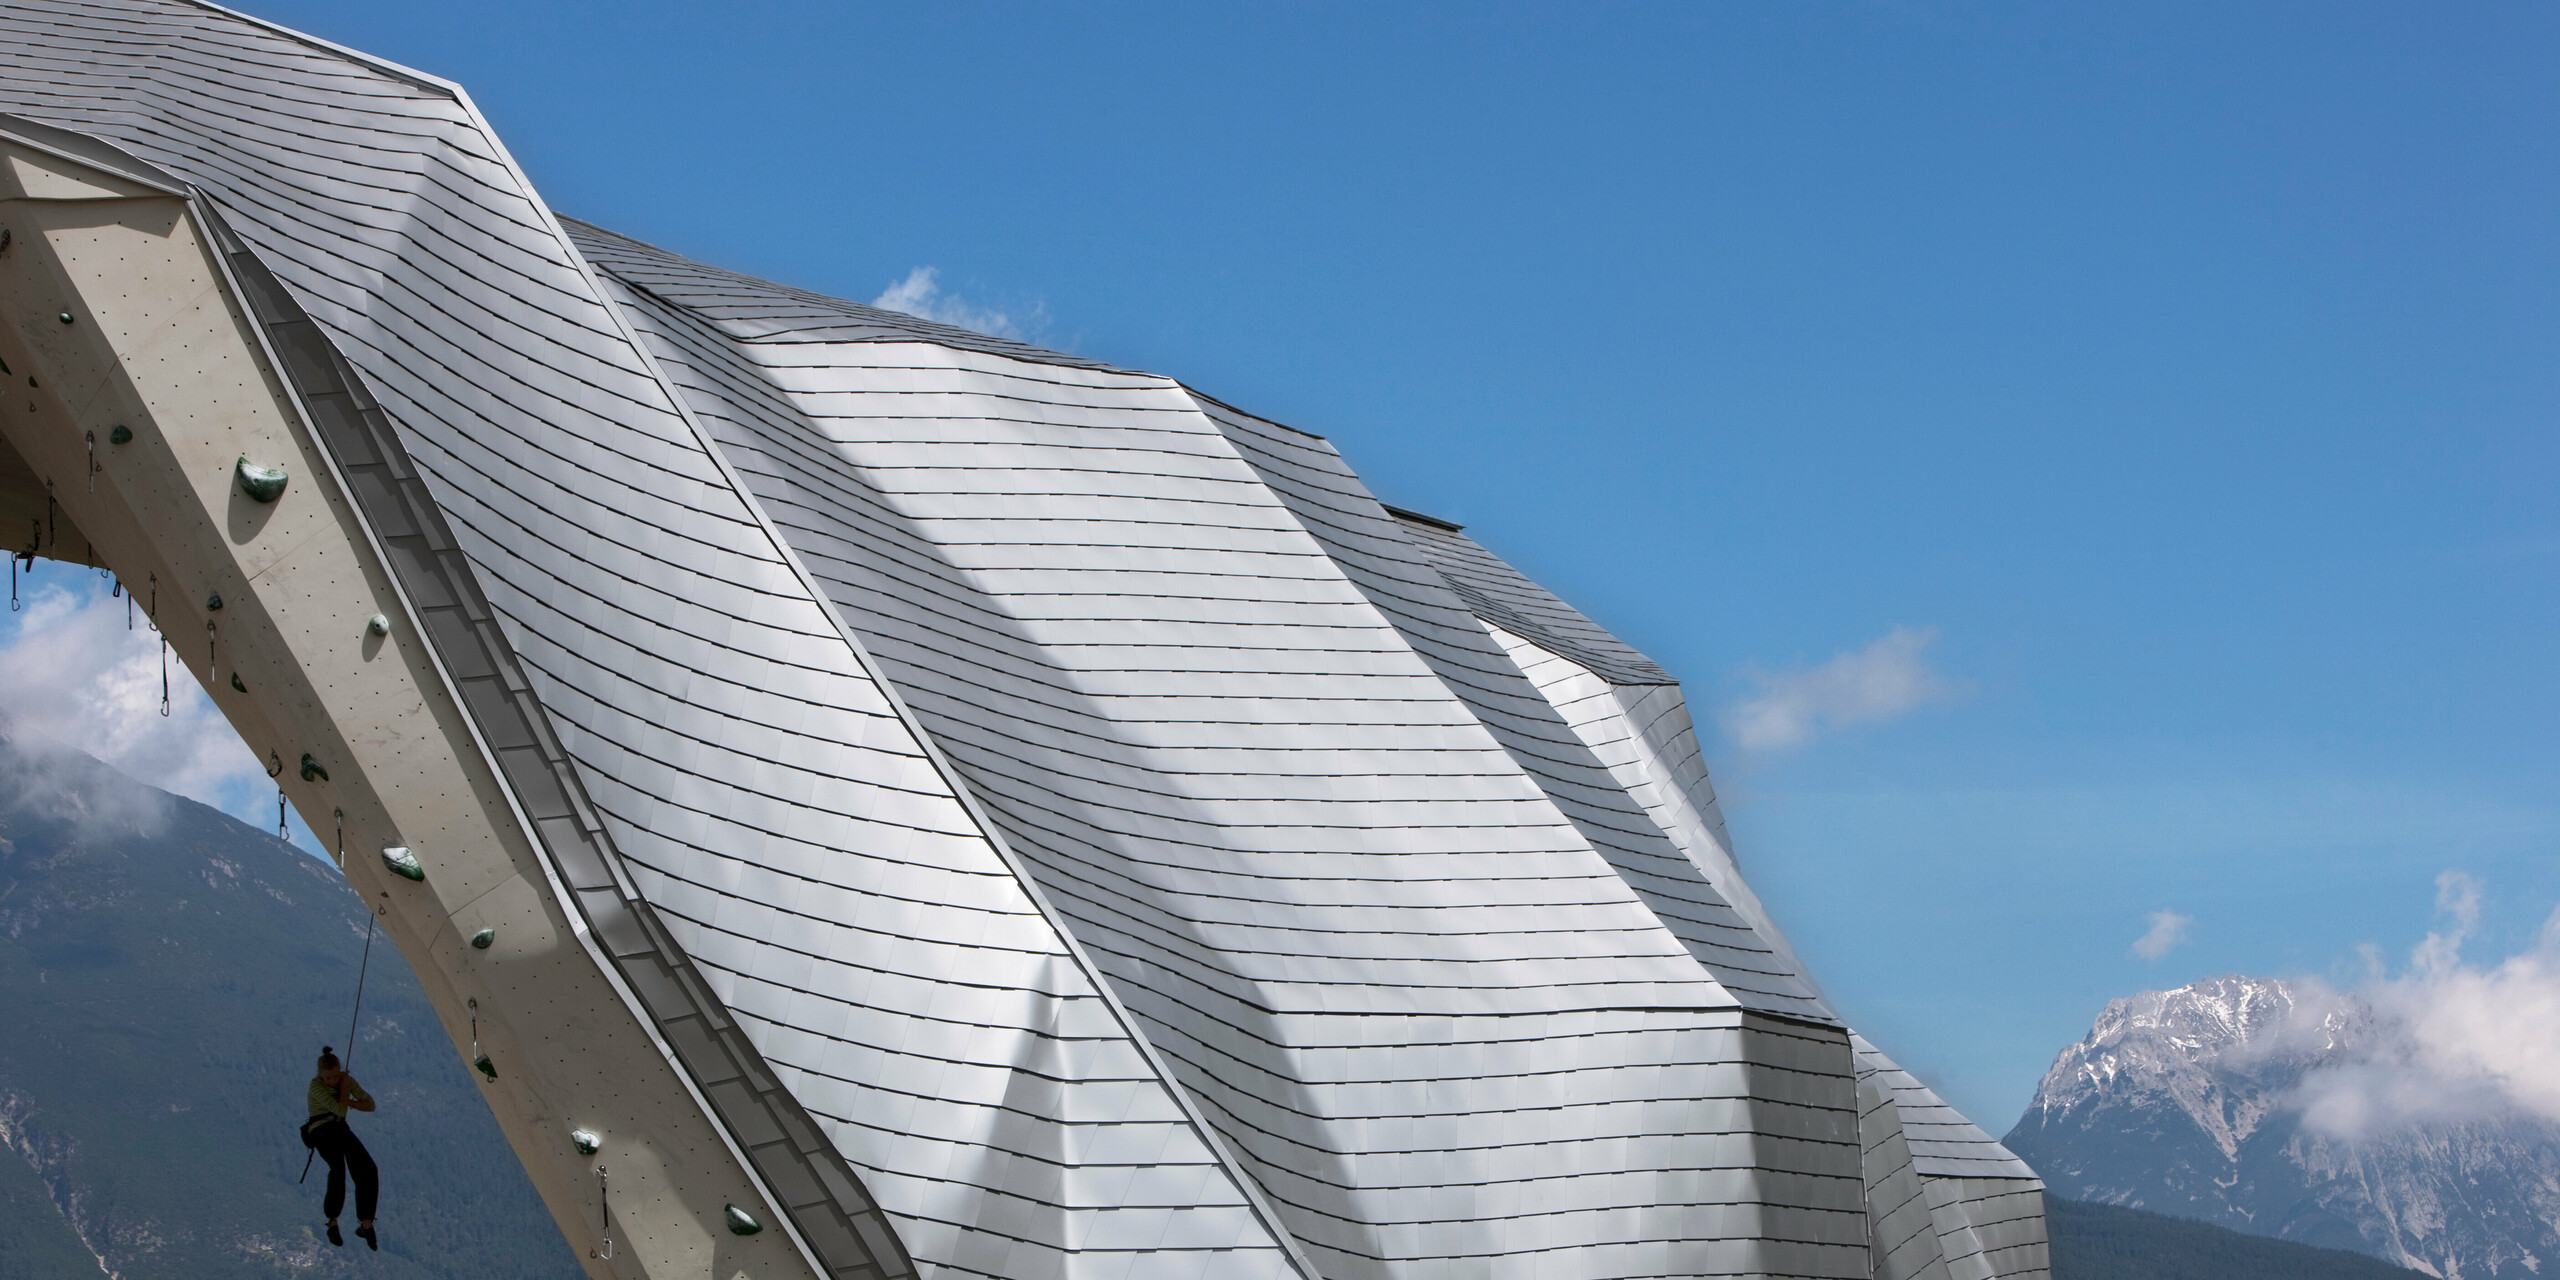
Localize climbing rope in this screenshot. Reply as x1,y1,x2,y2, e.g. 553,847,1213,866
344,913,376,1071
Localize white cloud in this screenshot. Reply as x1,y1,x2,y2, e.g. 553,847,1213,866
2282,875,2560,1140
2131,909,2192,960
1723,626,1963,753
0,574,284,838
871,266,1038,341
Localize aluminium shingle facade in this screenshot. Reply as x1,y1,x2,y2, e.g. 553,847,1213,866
0,4,2048,1276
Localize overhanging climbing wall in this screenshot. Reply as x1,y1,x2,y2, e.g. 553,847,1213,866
0,4,2049,1278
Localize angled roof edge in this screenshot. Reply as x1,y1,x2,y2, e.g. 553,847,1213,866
184,0,461,98
565,217,1125,372
0,112,189,195
1381,502,1462,532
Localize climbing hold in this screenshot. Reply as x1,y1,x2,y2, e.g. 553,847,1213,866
234,456,287,503
229,672,246,693
571,1129,600,1156
473,1051,497,1081
380,845,423,882
0,228,9,252
109,424,130,445
206,592,222,611
366,613,390,636
300,753,328,782
723,1204,762,1237
470,927,495,950
57,311,72,325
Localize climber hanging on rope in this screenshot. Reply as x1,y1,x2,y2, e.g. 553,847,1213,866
303,1047,381,1250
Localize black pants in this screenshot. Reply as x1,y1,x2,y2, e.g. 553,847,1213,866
312,1119,378,1222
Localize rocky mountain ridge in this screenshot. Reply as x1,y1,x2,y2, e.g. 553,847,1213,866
2006,975,2560,1279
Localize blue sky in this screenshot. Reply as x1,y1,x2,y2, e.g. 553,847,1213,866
7,1,2553,1132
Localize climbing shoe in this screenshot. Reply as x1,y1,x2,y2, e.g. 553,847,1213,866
326,1222,343,1247
355,1224,377,1251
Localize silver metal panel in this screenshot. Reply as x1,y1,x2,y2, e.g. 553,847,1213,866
1850,1035,2040,1183
579,228,1882,1280
1204,399,1832,1020
0,6,1303,1277
1858,1077,1955,1280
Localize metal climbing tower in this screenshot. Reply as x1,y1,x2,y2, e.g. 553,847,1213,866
0,4,2049,1278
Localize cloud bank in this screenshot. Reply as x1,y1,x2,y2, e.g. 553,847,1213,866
872,266,1038,341
2283,873,2560,1140
1723,625,1962,753
2132,909,2193,960
0,575,282,838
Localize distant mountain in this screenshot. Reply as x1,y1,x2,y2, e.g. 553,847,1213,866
0,733,579,1279
2045,1194,2428,1279
2005,976,2560,1280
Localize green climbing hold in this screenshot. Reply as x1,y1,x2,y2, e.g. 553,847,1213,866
474,1052,497,1081
234,456,287,503
571,1129,600,1156
206,593,222,611
57,311,72,325
229,672,246,693
300,753,328,782
108,424,130,445
723,1204,762,1237
380,845,423,882
366,613,391,637
470,928,495,950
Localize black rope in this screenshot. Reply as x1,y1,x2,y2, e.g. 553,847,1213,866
345,913,376,1071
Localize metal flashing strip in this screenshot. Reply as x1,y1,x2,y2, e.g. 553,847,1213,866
199,202,916,1280
0,111,189,195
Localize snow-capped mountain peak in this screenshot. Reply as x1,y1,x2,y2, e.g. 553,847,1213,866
2006,975,2555,1280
